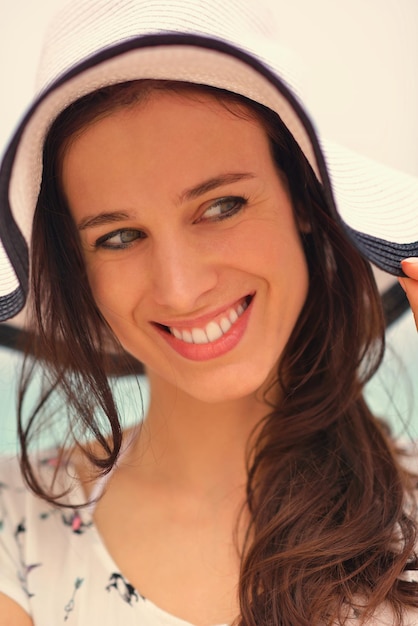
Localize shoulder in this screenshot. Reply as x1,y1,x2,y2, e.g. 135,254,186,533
0,454,49,619
0,454,30,523
0,452,24,486
0,449,71,514
0,449,96,622
0,448,89,552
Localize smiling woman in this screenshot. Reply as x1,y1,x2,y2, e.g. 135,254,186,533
59,86,308,397
0,1,418,626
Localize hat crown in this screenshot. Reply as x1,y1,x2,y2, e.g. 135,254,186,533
36,0,282,95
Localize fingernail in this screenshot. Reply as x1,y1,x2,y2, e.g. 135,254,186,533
398,277,406,292
401,257,418,266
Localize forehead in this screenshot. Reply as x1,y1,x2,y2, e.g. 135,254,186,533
66,87,268,149
61,90,274,198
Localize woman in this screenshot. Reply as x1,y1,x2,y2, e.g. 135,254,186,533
0,1,417,624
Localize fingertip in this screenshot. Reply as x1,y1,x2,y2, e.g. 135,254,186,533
401,257,418,278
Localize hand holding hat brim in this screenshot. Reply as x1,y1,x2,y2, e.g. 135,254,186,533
400,258,418,331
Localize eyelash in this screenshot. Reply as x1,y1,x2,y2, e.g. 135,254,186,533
198,196,248,222
94,196,248,250
94,229,146,250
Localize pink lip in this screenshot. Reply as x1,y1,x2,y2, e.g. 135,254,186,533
153,296,254,361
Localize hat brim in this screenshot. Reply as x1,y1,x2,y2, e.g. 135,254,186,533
1,34,417,322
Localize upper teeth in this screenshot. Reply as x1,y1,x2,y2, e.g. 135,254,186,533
170,300,248,344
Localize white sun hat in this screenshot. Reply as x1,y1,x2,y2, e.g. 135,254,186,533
0,0,417,323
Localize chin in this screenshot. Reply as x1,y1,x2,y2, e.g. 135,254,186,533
180,366,277,406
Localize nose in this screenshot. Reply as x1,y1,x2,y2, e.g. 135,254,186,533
150,234,218,312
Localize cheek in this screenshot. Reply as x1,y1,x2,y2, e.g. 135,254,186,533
85,262,111,307
85,257,141,319
254,218,309,321
236,215,308,279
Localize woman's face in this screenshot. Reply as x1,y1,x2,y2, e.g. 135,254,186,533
62,91,309,404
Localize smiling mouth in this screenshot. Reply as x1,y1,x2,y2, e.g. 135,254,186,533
156,295,253,345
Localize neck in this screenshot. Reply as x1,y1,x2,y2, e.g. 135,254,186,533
129,371,272,496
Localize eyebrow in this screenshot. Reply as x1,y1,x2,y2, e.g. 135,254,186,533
178,172,256,202
76,171,256,231
77,211,132,231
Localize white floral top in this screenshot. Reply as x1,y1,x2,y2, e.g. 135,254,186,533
0,448,417,625
0,451,223,625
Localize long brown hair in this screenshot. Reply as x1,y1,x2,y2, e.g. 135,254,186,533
19,80,418,624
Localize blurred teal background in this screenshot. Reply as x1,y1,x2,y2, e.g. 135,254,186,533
0,309,416,454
